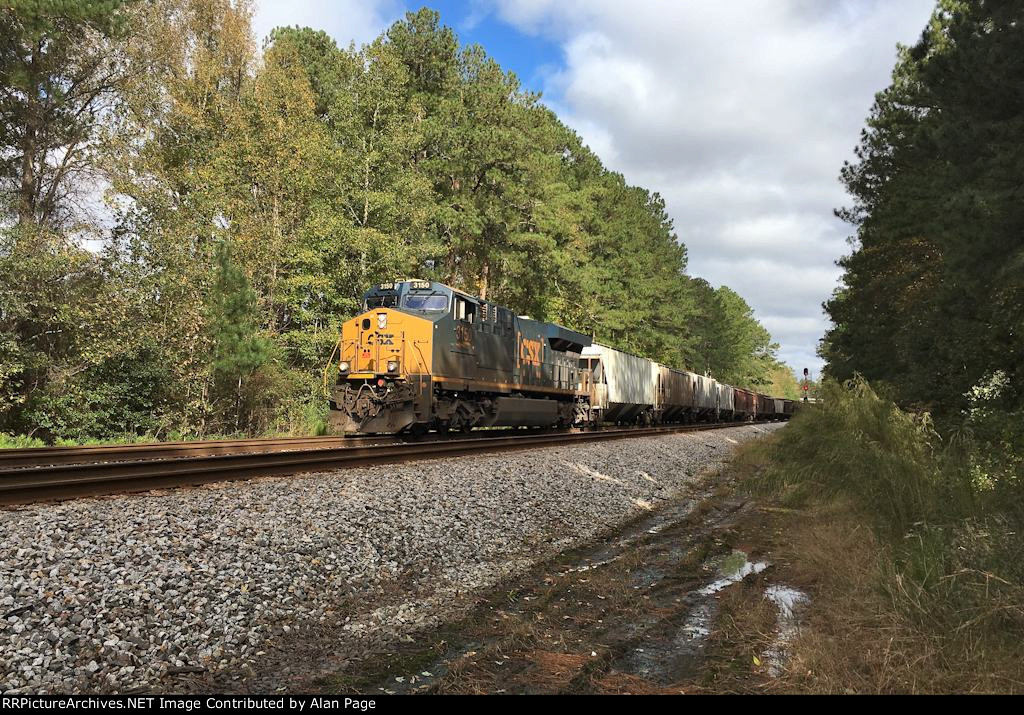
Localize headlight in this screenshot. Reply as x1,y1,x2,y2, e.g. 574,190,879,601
387,361,399,373
339,361,350,372
377,313,387,329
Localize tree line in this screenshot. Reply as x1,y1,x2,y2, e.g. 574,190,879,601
0,0,789,442
824,0,1023,478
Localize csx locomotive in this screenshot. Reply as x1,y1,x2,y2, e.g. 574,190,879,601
328,280,794,434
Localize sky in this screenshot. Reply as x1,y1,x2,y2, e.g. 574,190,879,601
253,0,936,377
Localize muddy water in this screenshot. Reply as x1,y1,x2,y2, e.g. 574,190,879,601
762,584,809,677
612,549,770,683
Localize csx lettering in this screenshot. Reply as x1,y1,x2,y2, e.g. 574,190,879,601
520,337,543,365
365,332,395,346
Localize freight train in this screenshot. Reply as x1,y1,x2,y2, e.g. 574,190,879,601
328,280,795,434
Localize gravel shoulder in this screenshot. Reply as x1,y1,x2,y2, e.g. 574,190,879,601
0,423,783,694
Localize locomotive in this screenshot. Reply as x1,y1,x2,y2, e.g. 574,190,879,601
328,280,794,434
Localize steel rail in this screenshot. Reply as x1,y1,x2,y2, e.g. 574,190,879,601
0,422,774,506
0,435,377,468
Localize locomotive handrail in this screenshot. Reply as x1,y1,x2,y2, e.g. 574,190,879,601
321,339,342,398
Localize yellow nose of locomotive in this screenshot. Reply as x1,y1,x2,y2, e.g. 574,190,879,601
330,305,435,434
338,307,433,378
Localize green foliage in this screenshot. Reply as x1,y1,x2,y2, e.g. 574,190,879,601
767,364,803,400
818,6,1024,633
689,280,780,389
960,371,1024,521
824,0,1024,418
746,377,974,536
0,0,789,443
0,0,134,225
0,225,166,441
209,241,270,380
0,432,46,449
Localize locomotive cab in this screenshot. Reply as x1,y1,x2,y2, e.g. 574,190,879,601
339,281,448,379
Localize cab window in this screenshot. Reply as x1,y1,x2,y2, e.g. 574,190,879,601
365,294,397,309
402,293,448,311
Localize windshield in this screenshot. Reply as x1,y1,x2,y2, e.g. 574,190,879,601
365,294,397,309
403,294,448,311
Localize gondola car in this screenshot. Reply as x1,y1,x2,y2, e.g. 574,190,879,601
734,388,756,421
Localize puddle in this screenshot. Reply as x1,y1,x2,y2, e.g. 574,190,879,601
615,550,769,684
682,551,769,654
342,489,763,693
762,584,809,677
698,551,769,596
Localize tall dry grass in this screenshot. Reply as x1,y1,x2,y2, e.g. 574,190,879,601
736,378,1024,692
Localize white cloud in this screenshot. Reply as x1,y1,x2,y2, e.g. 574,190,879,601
251,0,402,48
487,0,934,373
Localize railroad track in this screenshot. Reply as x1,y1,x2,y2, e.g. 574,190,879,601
0,428,593,468
0,422,774,506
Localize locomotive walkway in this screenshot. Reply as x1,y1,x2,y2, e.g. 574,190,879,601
0,422,771,506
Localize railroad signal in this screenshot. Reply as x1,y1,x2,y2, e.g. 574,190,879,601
803,367,809,377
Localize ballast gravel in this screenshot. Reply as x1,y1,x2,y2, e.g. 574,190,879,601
0,423,783,693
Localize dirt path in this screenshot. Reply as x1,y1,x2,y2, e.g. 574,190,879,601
296,467,807,695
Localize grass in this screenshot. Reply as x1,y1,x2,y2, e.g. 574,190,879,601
315,642,447,693
0,408,331,449
729,378,1024,693
0,432,49,448
0,391,332,448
